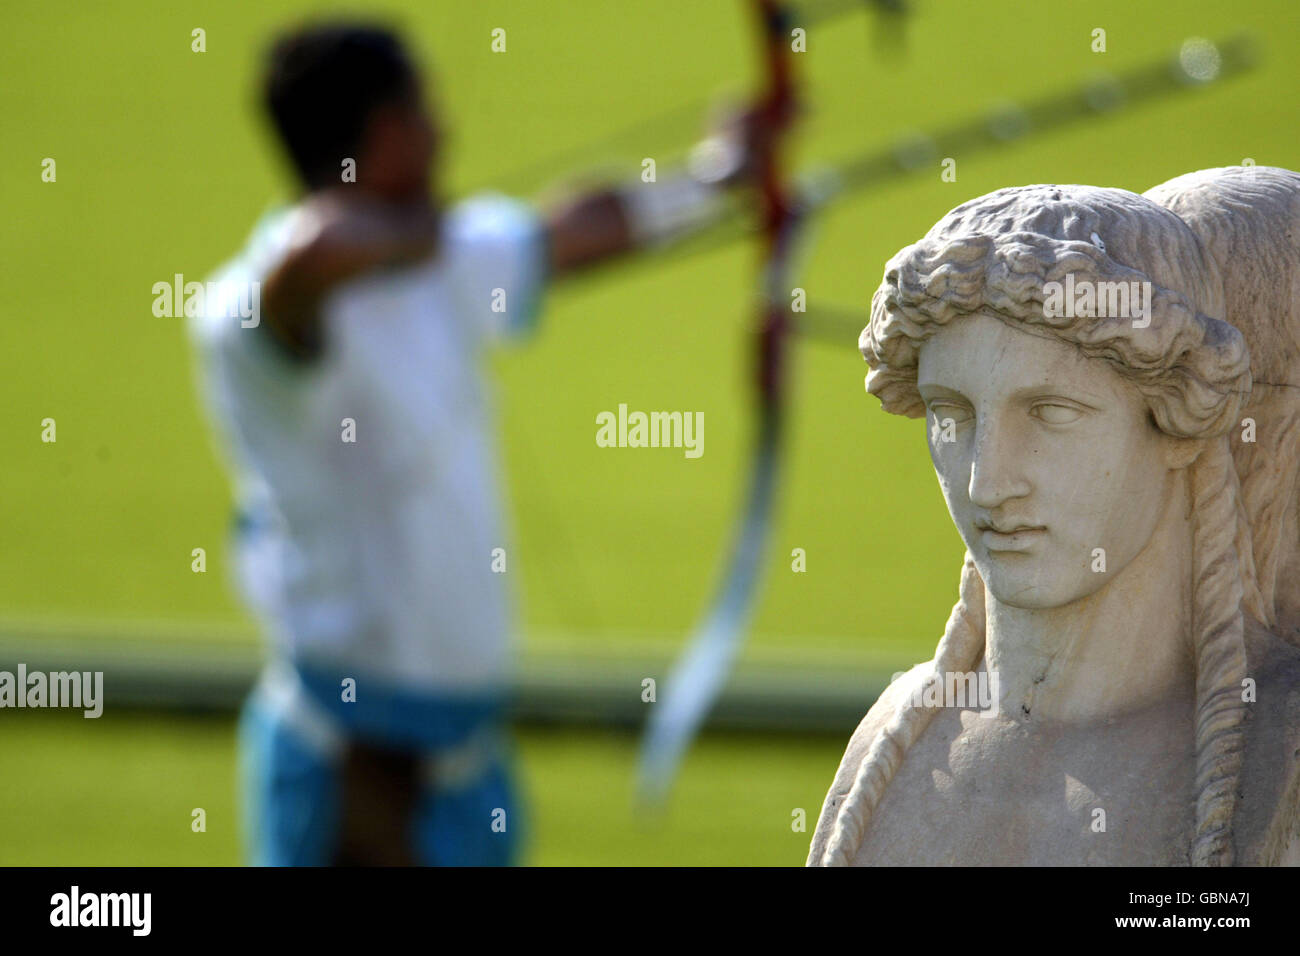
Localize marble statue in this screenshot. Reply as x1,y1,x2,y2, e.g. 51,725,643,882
808,167,1300,866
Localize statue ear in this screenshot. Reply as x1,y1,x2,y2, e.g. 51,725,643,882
1162,435,1205,471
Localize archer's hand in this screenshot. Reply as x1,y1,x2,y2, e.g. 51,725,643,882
689,102,793,188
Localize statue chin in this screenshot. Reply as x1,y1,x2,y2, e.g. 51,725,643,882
969,556,1086,611
965,521,1162,612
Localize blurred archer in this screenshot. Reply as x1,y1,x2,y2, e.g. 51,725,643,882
188,19,775,866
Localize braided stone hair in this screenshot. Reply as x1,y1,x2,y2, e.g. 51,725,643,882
1146,166,1300,640
817,185,1254,866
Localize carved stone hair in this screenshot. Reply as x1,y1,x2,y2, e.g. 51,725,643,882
818,185,1255,866
1146,166,1300,642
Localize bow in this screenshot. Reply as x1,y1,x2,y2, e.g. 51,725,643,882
635,0,804,805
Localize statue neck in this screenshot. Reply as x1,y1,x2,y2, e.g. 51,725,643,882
984,469,1196,723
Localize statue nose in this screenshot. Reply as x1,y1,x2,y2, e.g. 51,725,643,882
968,416,1031,509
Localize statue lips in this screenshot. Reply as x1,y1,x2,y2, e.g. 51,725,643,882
975,518,1047,553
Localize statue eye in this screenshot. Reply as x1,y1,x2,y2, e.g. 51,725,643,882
929,402,973,425
1031,402,1084,425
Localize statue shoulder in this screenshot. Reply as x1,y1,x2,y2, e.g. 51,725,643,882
1238,622,1300,865
806,662,931,866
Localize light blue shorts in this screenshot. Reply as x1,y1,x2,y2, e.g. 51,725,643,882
238,662,522,866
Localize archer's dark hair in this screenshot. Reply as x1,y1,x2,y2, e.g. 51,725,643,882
262,21,419,190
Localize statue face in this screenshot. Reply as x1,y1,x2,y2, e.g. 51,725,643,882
916,311,1177,609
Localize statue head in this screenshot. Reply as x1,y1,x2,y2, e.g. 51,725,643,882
819,182,1277,868
862,185,1250,609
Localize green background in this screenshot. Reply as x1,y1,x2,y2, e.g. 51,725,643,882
1,0,1296,864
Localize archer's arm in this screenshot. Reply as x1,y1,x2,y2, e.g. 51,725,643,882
542,107,773,278
260,196,441,357
543,190,635,275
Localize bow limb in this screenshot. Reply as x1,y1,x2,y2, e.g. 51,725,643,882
635,0,803,806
